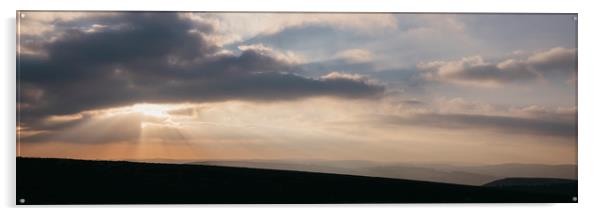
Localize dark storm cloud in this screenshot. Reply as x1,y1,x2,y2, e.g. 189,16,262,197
21,113,143,144
376,112,576,138
18,12,385,130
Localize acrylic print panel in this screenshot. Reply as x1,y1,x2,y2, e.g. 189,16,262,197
16,11,578,204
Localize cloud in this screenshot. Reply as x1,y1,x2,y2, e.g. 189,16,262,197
237,43,306,64
368,96,577,138
18,12,117,36
166,107,198,116
527,47,577,74
320,71,365,82
377,112,576,138
405,97,577,121
418,47,577,87
21,112,143,144
334,49,374,63
18,12,385,130
189,13,399,45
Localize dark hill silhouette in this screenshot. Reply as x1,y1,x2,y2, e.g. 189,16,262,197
17,157,576,204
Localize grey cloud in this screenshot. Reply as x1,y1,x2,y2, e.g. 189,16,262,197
398,99,425,106
418,47,577,87
377,112,576,138
18,12,385,131
166,107,197,116
527,47,577,75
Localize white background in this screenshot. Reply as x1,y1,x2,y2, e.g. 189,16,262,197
2,0,601,215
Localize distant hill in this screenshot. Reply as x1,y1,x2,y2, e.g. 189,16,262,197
17,157,576,204
191,160,576,186
195,160,498,185
456,164,577,180
483,178,577,197
355,165,498,186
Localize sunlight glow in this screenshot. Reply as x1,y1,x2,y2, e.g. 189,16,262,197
130,104,171,117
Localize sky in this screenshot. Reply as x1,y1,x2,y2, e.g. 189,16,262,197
17,12,577,165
